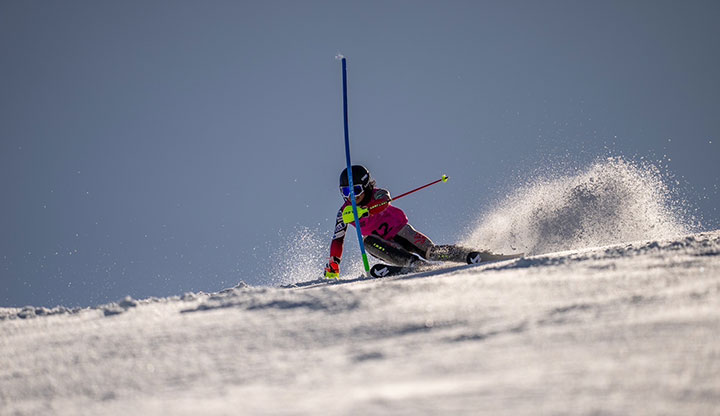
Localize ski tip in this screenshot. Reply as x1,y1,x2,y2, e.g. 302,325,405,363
441,174,449,182
335,54,345,61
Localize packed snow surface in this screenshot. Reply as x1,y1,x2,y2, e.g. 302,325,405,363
2,158,717,414
2,230,719,415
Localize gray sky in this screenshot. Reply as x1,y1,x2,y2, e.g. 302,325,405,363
2,0,718,307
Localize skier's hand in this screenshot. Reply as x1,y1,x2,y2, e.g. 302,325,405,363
342,205,369,224
324,257,340,279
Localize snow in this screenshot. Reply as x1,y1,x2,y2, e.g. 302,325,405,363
2,230,719,415
2,158,718,414
463,157,691,255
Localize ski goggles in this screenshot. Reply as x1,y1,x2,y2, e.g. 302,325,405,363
340,185,364,198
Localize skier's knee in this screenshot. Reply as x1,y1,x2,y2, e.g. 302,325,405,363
364,235,390,256
395,224,434,254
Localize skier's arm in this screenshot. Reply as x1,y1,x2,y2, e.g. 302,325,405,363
367,189,391,215
325,209,346,278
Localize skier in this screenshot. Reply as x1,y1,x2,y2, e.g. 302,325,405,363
324,165,511,279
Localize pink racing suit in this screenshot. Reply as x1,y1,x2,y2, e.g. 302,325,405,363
329,188,408,261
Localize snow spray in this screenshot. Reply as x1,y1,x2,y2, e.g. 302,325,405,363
463,157,694,255
270,227,367,286
271,227,326,286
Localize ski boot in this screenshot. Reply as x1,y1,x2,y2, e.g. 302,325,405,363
428,245,523,264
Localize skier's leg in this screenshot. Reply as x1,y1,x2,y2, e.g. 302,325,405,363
392,224,435,259
394,224,476,262
364,235,423,267
393,224,514,264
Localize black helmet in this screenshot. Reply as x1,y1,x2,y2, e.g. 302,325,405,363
339,165,375,197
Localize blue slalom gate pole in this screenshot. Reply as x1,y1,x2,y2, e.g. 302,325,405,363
340,56,371,277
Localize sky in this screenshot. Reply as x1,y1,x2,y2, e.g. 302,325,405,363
1,0,719,307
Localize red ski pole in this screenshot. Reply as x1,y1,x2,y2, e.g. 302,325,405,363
369,174,449,211
342,175,449,224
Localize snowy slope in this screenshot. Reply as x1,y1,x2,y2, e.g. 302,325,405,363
2,230,719,415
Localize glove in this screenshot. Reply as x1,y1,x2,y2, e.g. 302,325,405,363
324,257,340,279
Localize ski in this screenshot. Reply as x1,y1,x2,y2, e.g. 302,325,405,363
370,263,418,278
466,251,525,264
370,252,524,278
